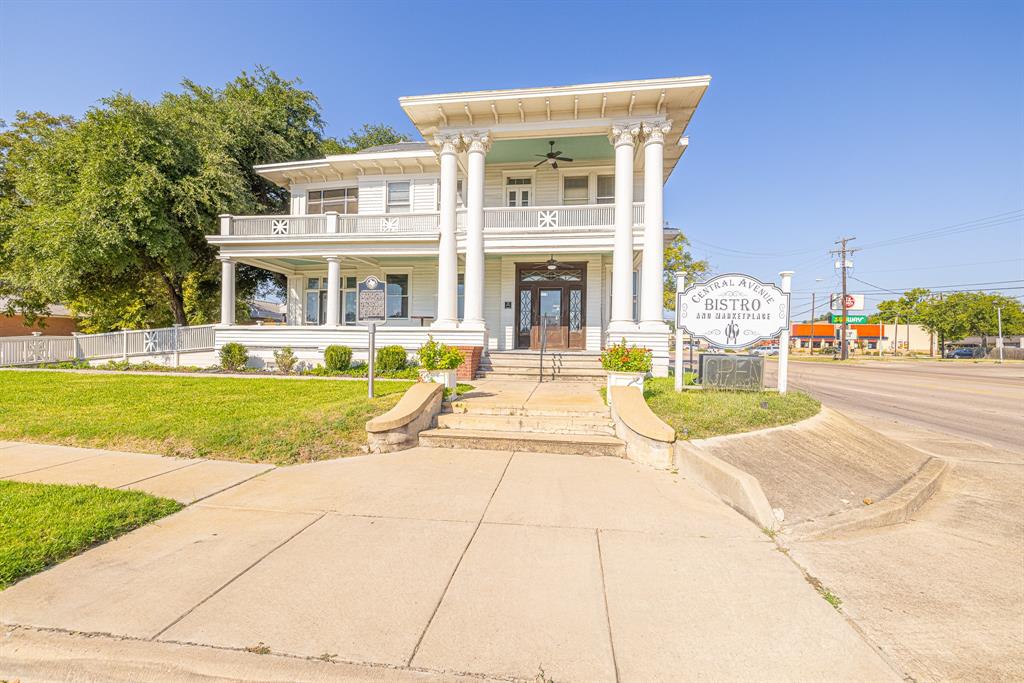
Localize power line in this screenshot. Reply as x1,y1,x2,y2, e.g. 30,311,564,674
856,210,1024,251
848,275,1024,293
853,258,1023,275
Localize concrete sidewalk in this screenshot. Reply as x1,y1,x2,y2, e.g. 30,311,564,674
0,441,272,504
0,445,899,682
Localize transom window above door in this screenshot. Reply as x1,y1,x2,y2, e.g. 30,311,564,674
307,187,358,214
505,177,532,207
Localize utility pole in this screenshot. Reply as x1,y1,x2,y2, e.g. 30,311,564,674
996,306,1004,363
830,237,858,360
810,292,816,355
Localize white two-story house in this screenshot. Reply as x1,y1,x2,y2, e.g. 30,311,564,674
211,75,710,376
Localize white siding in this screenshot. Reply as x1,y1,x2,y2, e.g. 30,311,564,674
412,178,438,212
484,256,502,350
357,178,386,214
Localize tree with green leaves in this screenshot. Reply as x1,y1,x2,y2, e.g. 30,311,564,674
662,234,710,312
0,68,337,330
868,287,932,324
323,123,410,155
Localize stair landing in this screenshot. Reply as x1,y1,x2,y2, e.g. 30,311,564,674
424,379,625,457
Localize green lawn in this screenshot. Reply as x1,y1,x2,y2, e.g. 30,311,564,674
0,480,181,589
644,377,820,440
0,371,411,464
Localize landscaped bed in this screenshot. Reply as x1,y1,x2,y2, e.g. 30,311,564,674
0,371,411,464
644,377,820,440
0,480,181,589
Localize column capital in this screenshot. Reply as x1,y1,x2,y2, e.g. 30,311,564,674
464,130,492,154
324,255,341,263
609,122,643,148
217,255,234,263
642,119,673,146
433,133,463,156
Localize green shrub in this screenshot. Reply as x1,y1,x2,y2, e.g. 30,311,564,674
274,347,298,374
219,342,249,372
600,339,653,373
418,336,465,370
375,345,408,373
324,345,352,372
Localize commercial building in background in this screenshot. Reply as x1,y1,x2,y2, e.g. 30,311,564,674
790,322,937,355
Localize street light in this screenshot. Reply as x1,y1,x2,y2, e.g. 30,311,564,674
810,278,824,354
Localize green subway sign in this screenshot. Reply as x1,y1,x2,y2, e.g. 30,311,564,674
832,314,868,324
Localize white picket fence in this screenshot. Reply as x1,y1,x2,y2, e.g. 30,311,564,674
0,325,216,367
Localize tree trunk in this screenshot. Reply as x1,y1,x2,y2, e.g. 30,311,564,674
159,272,187,326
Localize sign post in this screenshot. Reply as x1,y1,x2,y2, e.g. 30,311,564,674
777,271,793,394
674,271,686,391
357,275,387,398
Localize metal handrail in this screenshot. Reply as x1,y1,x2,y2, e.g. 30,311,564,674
538,314,549,382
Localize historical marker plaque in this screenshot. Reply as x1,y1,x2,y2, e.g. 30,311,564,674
698,354,765,390
357,276,387,323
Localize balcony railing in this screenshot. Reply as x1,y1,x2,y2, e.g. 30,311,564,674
221,203,644,238
471,202,644,231
222,212,440,237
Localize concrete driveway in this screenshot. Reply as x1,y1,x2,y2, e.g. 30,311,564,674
1,446,897,682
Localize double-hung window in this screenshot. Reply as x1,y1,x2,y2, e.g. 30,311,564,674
307,188,358,214
562,176,589,205
386,274,409,319
387,181,411,213
343,276,357,324
596,175,615,204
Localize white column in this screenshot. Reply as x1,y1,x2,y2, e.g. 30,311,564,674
433,134,460,328
640,120,671,329
674,270,686,392
219,256,235,325
778,270,794,394
325,256,341,326
462,131,490,329
609,123,641,332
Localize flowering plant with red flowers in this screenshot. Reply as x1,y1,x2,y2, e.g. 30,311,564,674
600,338,653,373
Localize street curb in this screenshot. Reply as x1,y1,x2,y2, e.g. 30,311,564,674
674,441,780,531
784,456,949,541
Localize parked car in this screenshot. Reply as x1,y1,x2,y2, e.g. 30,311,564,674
946,347,978,359
752,346,779,356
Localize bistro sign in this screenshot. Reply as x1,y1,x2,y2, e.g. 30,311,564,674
677,273,790,349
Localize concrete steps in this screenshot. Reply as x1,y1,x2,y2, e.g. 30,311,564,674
437,411,616,436
418,427,625,457
478,352,604,381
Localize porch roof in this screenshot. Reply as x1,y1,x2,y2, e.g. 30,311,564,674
400,75,711,180
253,147,440,186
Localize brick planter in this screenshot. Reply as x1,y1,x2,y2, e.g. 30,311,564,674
455,345,483,380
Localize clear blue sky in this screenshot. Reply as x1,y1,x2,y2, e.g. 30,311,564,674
2,0,1021,317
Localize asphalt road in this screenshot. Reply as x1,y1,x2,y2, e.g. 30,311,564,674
787,359,1024,453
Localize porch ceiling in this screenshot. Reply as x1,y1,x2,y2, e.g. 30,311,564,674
486,135,613,164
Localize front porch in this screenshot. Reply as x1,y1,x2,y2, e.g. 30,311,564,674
213,250,671,376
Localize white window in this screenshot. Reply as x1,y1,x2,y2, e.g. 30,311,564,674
386,273,409,318
343,276,357,324
307,188,358,214
596,175,615,204
387,181,411,213
562,176,589,205
505,177,532,207
304,277,341,325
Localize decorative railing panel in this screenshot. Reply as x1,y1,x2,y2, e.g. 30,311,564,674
229,215,327,236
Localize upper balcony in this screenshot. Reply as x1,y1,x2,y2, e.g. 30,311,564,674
216,203,645,238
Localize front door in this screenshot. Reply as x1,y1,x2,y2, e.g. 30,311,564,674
515,262,586,350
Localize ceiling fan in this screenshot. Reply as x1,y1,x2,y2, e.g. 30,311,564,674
543,254,572,271
534,140,573,169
